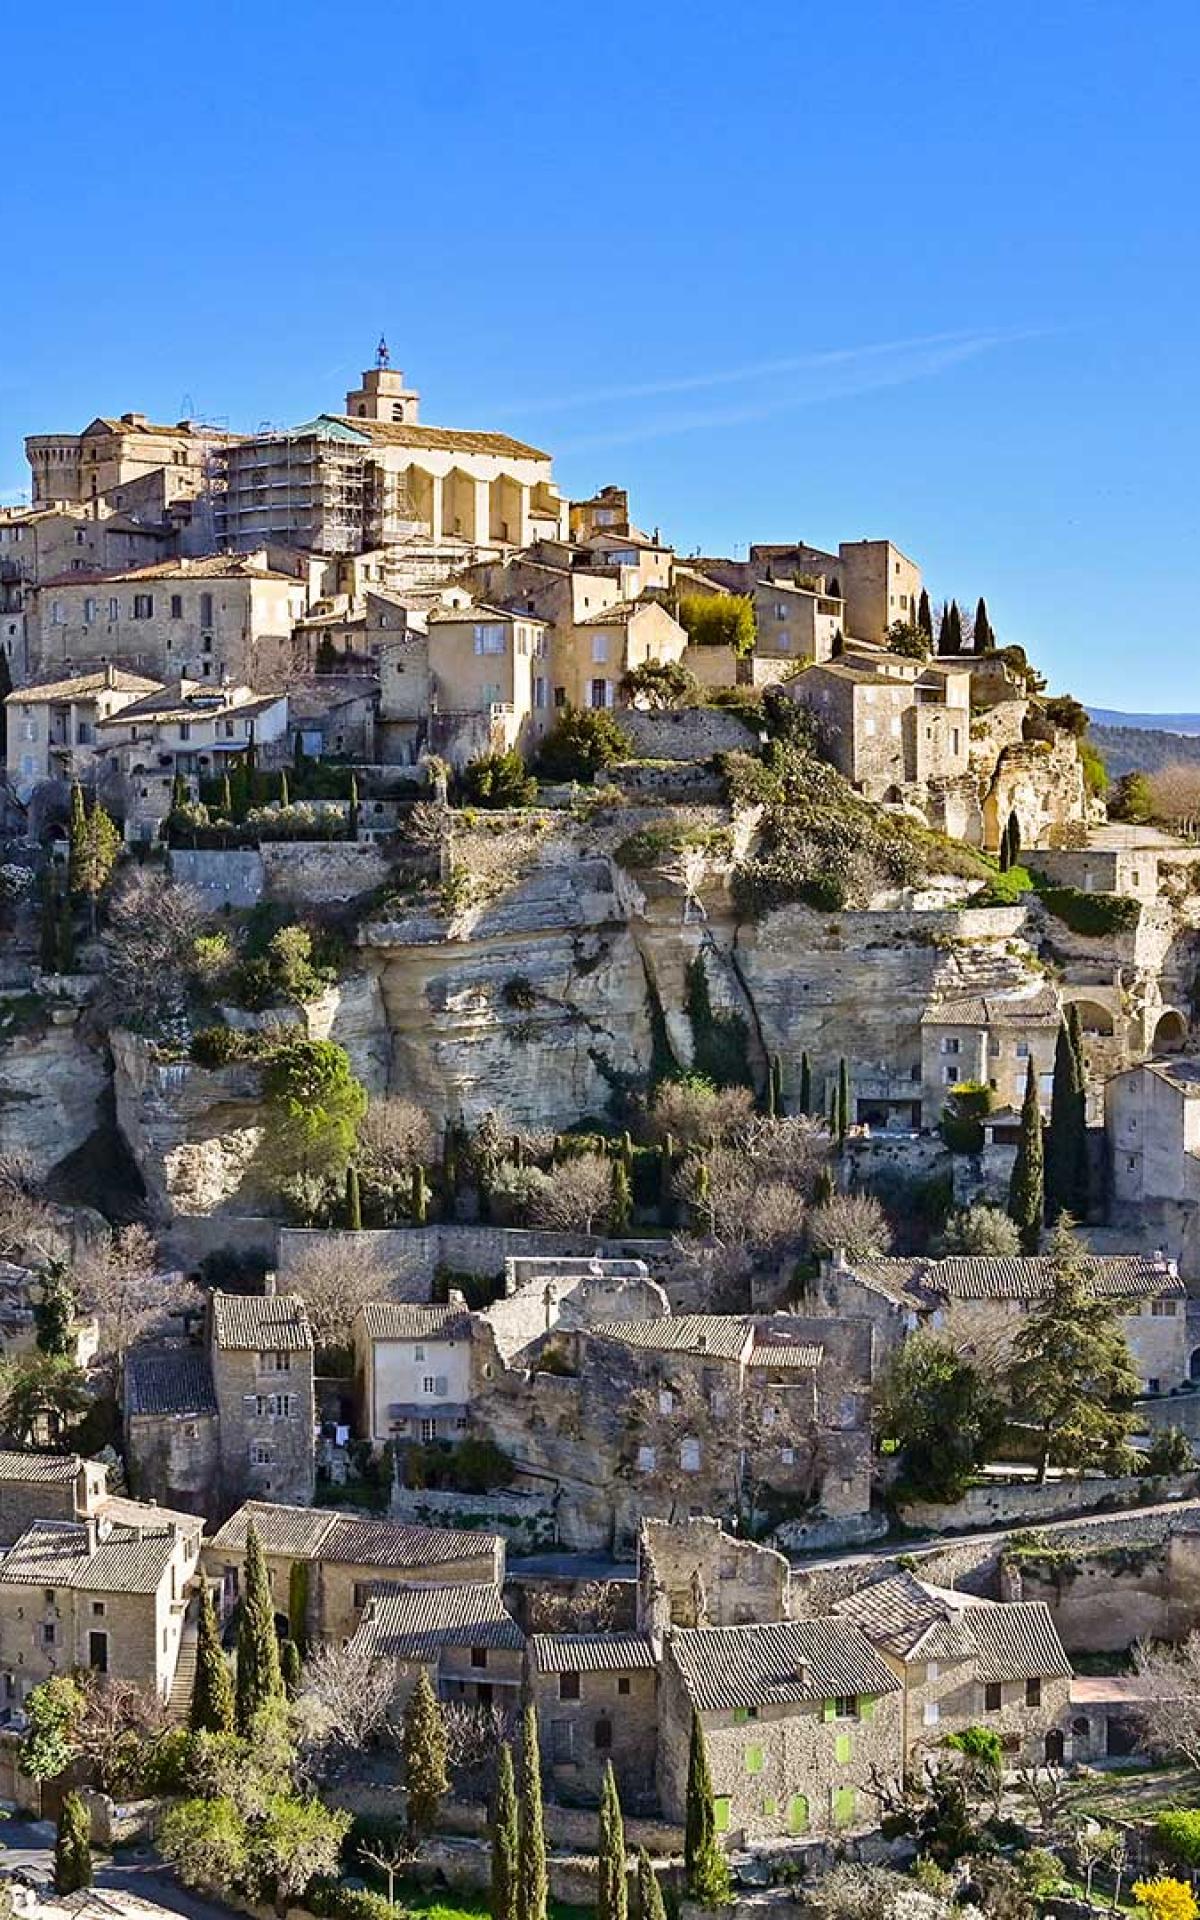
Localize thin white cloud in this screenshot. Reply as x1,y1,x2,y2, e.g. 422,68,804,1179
550,331,1022,454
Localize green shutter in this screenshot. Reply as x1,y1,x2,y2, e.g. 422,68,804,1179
834,1786,856,1828
835,1732,853,1765
733,1706,749,1725
860,1696,875,1723
713,1796,731,1835
762,1796,778,1818
745,1744,764,1775
821,1698,836,1723
787,1793,809,1834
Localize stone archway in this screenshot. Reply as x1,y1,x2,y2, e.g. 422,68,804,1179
1153,1009,1189,1053
1072,999,1114,1036
1190,1347,1200,1384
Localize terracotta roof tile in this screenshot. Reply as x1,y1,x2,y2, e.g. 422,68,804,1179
124,1347,217,1417
210,1292,312,1352
529,1633,658,1674
350,1583,523,1661
668,1618,900,1712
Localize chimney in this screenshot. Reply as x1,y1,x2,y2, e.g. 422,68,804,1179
263,1271,277,1297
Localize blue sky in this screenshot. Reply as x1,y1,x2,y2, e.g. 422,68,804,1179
4,0,1197,708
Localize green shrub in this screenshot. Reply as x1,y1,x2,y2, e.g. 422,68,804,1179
1031,877,1141,937
400,1434,512,1492
1157,1810,1200,1869
678,593,755,655
535,707,631,783
190,1026,266,1068
459,750,537,809
969,864,1034,907
940,1082,994,1154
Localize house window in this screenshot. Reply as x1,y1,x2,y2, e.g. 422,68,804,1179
83,597,97,622
713,1797,731,1835
352,1583,371,1610
199,592,213,627
985,1682,1002,1712
473,624,505,655
923,1701,940,1726
470,1647,488,1669
51,601,64,626
250,1443,273,1465
89,1631,109,1673
659,1390,674,1415
551,1720,573,1763
834,1696,860,1720
680,1438,701,1472
179,722,191,741
420,1417,437,1442
833,1787,857,1828
559,1672,580,1701
41,1624,56,1647
617,1676,630,1696
940,1038,961,1055
534,676,548,709
1025,1677,1042,1708
943,1066,959,1085
636,1445,656,1471
132,594,153,619
591,636,608,664
744,1744,764,1775
108,597,119,622
594,1716,612,1751
589,678,612,709
414,1346,425,1361
170,594,183,619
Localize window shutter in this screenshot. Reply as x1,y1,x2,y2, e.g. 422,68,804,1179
822,1699,836,1724
435,1376,448,1397
860,1697,875,1723
242,1395,256,1415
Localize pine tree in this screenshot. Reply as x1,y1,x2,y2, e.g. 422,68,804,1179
55,1792,92,1894
974,595,994,654
517,1704,548,1920
72,799,121,935
917,588,933,639
33,1260,76,1359
597,1762,628,1920
837,1057,851,1145
278,769,290,810
1008,1056,1044,1254
402,1668,449,1843
609,1157,632,1234
636,1850,668,1920
192,1580,235,1734
1046,1020,1087,1224
345,1164,362,1230
235,1519,283,1732
491,1740,519,1920
411,1164,428,1226
684,1713,730,1906
798,1052,812,1115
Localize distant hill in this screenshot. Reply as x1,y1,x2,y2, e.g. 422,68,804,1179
1089,722,1200,779
1089,707,1200,734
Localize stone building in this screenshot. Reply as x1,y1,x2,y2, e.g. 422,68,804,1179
1107,1061,1200,1275
208,1289,315,1510
0,1453,108,1546
122,1347,220,1516
528,1632,659,1808
751,578,844,665
96,680,289,842
205,1500,504,1643
348,1582,525,1714
785,653,971,802
920,983,1061,1124
833,1571,1073,1767
696,538,921,647
0,1508,202,1707
839,1250,1187,1393
26,552,310,688
637,1517,792,1634
5,665,161,797
658,1617,902,1841
353,1300,473,1448
24,413,236,511
424,603,553,763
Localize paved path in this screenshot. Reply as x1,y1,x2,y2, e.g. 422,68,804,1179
0,1818,241,1920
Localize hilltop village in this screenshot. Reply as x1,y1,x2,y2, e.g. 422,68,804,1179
3,347,1200,1918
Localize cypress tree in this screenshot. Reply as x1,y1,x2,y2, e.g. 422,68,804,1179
192,1581,235,1734
278,768,290,810
771,1054,784,1118
55,1791,92,1894
170,772,188,813
57,884,74,973
411,1164,428,1227
39,871,59,973
235,1519,283,1732
517,1703,547,1920
609,1157,633,1234
288,1559,310,1655
837,1057,851,1145
684,1713,730,1906
947,600,963,653
1046,1020,1087,1223
402,1667,449,1844
67,782,87,893
345,1164,362,1230
1008,1056,1044,1254
917,588,933,639
1067,1002,1090,1219
491,1741,519,1920
973,595,994,654
659,1134,675,1228
280,1637,301,1698
799,1051,812,1115
220,771,234,817
597,1762,628,1920
636,1850,667,1920
937,602,951,654
0,647,10,758
293,731,307,791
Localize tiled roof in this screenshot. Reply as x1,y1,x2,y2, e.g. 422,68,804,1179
921,987,1060,1028
357,1302,472,1342
427,602,545,626
208,1501,500,1572
0,1519,181,1595
834,1573,975,1663
124,1347,217,1417
668,1618,900,1712
529,1633,658,1674
935,1253,1182,1302
5,669,162,705
748,1339,823,1370
324,1514,498,1571
351,1583,524,1661
959,1600,1072,1683
832,1259,930,1305
113,554,302,582
97,680,280,727
0,1450,81,1484
589,1318,752,1361
574,600,652,627
330,416,551,462
99,1494,203,1535
210,1291,312,1352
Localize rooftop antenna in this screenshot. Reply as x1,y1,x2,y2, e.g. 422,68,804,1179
376,336,390,369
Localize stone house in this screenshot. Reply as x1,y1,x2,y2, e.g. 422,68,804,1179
208,1289,315,1510
658,1617,902,1841
1107,1062,1200,1267
833,1571,1073,1767
751,578,844,665
637,1517,792,1633
205,1500,504,1643
0,1453,108,1546
697,539,921,648
27,553,309,688
353,1300,474,1448
556,599,687,714
5,666,162,797
840,1250,1188,1392
785,654,970,801
574,528,674,596
95,680,289,842
0,1508,202,1707
425,603,553,764
528,1633,659,1808
348,1582,525,1714
24,412,236,511
122,1347,221,1517
920,983,1060,1124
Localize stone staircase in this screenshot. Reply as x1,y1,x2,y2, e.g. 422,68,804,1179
167,1614,198,1723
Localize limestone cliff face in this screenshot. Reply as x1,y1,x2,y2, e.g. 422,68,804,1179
110,1029,270,1220
0,1008,109,1175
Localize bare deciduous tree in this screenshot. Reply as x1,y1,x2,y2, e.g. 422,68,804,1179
77,1224,198,1378
645,1081,756,1149
293,1637,397,1773
357,1097,439,1182
78,1675,173,1795
1130,1633,1200,1767
358,1837,415,1904
528,1153,612,1235
99,869,209,1032
1148,764,1200,835
284,1234,394,1353
440,1700,517,1794
806,1192,893,1261
0,1155,56,1263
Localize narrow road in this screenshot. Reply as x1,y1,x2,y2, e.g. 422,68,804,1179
0,1818,242,1920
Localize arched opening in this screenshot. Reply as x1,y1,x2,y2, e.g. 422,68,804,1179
1007,809,1023,860
1072,1000,1114,1037
1044,1728,1065,1766
881,784,904,805
1189,1347,1200,1384
1153,1010,1189,1054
